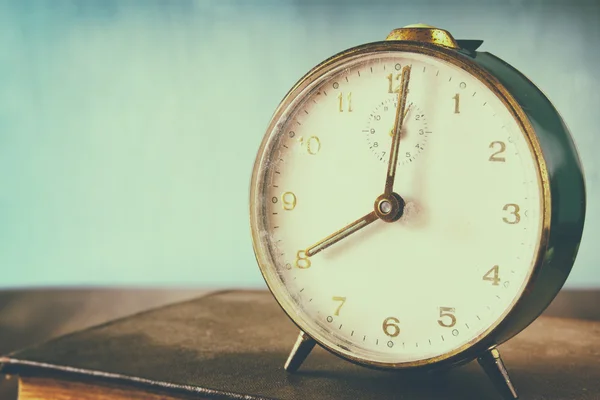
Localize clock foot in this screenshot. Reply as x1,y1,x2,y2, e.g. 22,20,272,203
284,330,316,372
478,347,518,400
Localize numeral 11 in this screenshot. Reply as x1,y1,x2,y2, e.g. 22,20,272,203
337,92,352,112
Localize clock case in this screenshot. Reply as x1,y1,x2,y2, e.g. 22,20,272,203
256,27,586,400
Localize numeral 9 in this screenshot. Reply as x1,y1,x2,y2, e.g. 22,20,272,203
281,192,297,210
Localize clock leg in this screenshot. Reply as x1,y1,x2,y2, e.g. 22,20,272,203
478,347,518,400
284,330,316,372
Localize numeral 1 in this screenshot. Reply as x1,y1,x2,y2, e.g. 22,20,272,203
453,93,460,114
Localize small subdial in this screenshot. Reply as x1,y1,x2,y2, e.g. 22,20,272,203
365,98,429,165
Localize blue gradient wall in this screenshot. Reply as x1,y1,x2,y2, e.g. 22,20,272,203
0,0,598,288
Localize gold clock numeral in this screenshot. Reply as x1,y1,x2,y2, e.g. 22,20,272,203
437,307,457,328
386,73,401,93
281,192,297,210
382,316,400,337
307,136,321,155
337,92,353,112
297,136,321,155
452,93,460,114
332,296,346,316
489,141,506,162
295,250,311,269
483,265,501,285
503,203,521,224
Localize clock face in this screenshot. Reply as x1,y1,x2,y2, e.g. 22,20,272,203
250,46,545,366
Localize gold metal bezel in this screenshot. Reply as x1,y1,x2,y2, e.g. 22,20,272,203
249,40,551,370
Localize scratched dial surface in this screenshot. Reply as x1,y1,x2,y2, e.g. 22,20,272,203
250,50,543,366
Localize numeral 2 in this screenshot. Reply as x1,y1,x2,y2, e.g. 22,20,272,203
489,141,506,162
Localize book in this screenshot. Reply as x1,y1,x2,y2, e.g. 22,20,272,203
1,290,599,399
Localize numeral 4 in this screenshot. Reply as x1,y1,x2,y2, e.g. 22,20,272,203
483,265,500,285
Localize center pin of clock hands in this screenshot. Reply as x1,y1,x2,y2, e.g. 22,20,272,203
303,66,411,258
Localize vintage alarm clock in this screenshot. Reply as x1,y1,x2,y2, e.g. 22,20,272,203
249,24,586,399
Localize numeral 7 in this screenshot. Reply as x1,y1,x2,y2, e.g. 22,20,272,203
332,296,346,316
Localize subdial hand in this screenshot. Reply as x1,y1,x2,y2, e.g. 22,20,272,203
388,103,412,137
305,211,378,257
384,65,411,196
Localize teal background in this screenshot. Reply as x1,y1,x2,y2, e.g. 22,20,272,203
0,0,598,288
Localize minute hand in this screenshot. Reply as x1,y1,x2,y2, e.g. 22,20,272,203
384,65,411,196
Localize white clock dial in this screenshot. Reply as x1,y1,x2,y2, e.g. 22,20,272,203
252,50,543,366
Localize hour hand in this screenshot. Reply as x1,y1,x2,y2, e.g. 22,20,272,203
305,211,378,257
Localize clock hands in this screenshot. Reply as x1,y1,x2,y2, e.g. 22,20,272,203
389,103,412,137
304,211,378,257
384,65,411,196
304,68,413,259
